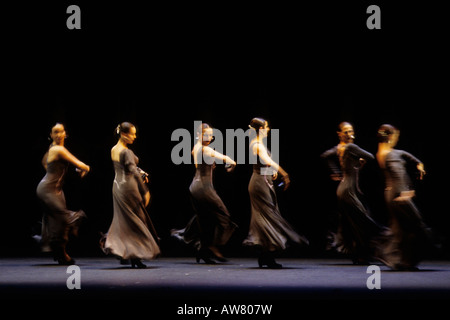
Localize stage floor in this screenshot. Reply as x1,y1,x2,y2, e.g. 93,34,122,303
1,256,450,303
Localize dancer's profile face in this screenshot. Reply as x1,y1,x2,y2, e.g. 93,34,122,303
50,124,66,144
389,130,400,147
338,124,354,143
259,121,270,138
121,126,137,145
201,128,214,145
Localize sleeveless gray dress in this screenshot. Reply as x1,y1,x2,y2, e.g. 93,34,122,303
103,149,160,260
172,146,237,250
243,142,308,252
36,149,85,258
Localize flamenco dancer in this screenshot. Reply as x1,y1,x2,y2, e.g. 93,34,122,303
171,123,237,264
243,118,308,268
36,123,90,265
321,122,384,264
376,124,431,270
101,122,160,268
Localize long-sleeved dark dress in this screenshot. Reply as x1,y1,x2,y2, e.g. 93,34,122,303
321,143,383,263
36,152,86,257
172,146,237,251
243,142,308,252
103,149,160,260
379,149,430,270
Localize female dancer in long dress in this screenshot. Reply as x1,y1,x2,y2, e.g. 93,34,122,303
171,123,237,264
376,124,429,270
243,118,308,268
36,123,90,265
321,122,383,264
102,122,160,268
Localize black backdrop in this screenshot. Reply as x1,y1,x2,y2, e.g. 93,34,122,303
2,2,449,258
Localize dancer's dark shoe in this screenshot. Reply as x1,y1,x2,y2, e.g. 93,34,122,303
130,259,147,269
258,257,282,269
196,248,217,264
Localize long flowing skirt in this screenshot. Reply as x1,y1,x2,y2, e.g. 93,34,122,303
329,184,384,261
243,173,308,251
171,181,237,250
103,184,160,260
380,196,431,269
